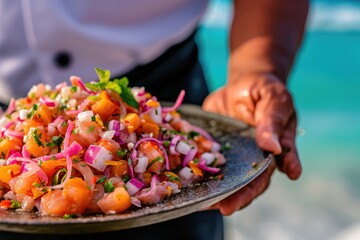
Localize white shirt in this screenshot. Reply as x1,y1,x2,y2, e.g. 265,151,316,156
0,0,209,102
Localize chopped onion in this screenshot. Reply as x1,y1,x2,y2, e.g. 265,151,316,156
4,129,24,139
32,141,82,162
19,109,31,120
211,142,221,153
108,120,121,136
70,76,95,94
101,130,115,140
131,137,170,170
39,96,56,108
169,135,182,155
77,110,94,122
162,90,185,113
0,117,10,129
131,197,142,208
201,152,216,165
198,159,221,174
190,125,215,142
73,162,95,192
5,98,16,115
179,167,193,181
126,178,145,196
148,105,162,124
84,145,113,172
182,147,197,167
134,156,148,173
176,141,192,155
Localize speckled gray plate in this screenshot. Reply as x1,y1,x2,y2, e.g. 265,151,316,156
0,104,273,234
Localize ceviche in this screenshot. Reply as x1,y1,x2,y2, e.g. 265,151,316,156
0,68,226,217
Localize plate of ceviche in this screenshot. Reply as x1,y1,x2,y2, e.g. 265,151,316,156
0,68,273,234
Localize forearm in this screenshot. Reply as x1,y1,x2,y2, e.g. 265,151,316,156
229,0,309,83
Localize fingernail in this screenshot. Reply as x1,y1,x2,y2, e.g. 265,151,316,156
260,132,282,154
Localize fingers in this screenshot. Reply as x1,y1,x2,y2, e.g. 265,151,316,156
254,86,294,155
202,87,228,115
276,114,302,180
216,160,276,216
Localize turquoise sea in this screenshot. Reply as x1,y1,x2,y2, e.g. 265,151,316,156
197,0,360,239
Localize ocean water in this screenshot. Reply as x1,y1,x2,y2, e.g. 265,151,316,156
196,0,360,239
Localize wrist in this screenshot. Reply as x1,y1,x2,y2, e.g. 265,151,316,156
228,36,294,84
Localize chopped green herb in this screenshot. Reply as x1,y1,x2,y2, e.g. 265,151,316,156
70,86,78,93
33,182,41,188
104,181,115,193
91,115,96,122
221,142,231,151
122,174,130,183
116,149,128,158
96,176,107,184
63,214,77,219
32,128,44,147
27,104,38,119
163,140,170,148
85,68,139,109
188,131,200,139
10,200,21,209
38,159,43,167
147,156,163,170
45,136,64,148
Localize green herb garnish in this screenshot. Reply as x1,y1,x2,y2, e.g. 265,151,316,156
104,181,115,193
85,68,139,109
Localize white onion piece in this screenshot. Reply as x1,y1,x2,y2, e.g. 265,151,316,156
19,110,31,120
4,191,16,200
179,167,193,181
148,105,162,124
131,197,142,208
201,152,216,165
73,162,95,192
134,156,148,173
176,141,192,155
84,145,113,171
101,130,115,140
77,110,94,122
211,142,221,153
0,159,5,166
126,178,145,196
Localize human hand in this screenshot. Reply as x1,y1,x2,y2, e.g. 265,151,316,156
202,72,301,215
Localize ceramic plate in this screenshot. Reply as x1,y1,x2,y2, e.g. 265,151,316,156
0,104,273,234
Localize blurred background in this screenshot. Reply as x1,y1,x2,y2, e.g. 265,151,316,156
196,0,360,239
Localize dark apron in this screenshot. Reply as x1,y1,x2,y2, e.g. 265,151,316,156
0,31,224,240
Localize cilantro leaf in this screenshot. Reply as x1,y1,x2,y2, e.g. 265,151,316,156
87,68,139,109
114,77,139,109
95,67,111,83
